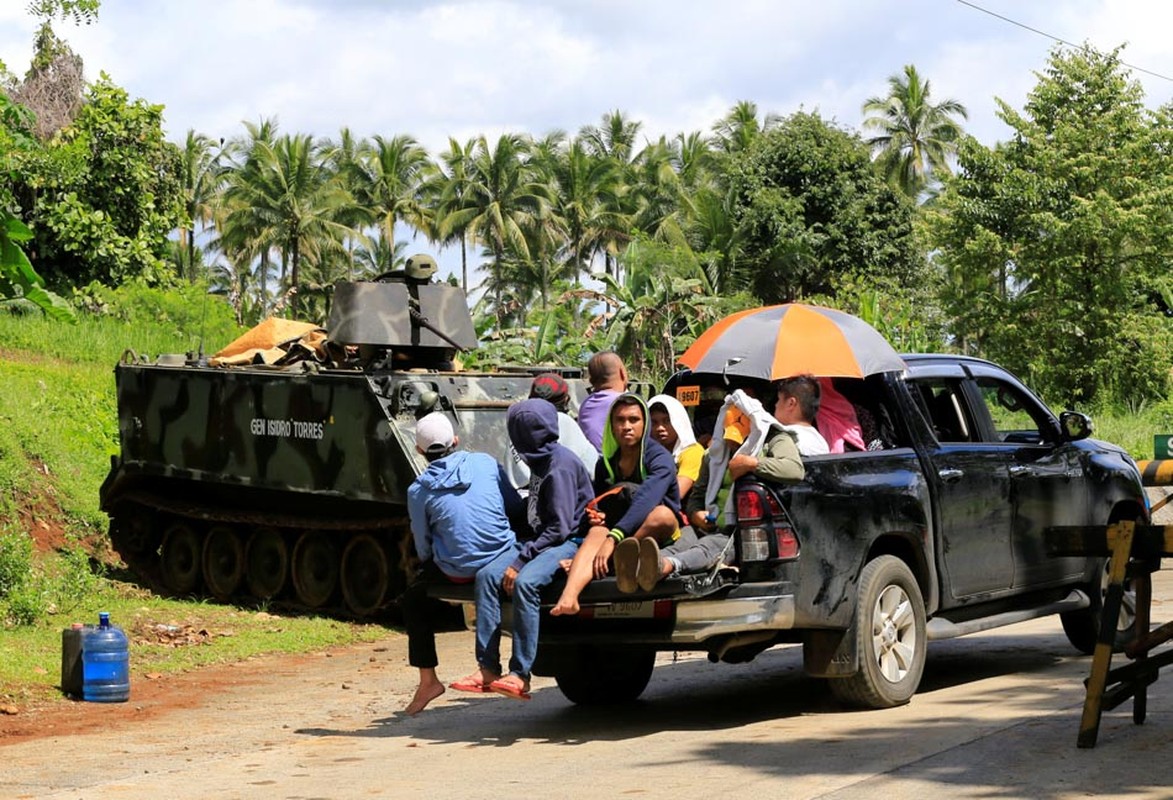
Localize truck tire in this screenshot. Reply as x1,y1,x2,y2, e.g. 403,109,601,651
829,555,926,709
1061,556,1137,655
553,645,655,706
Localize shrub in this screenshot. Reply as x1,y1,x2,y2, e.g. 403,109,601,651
0,527,33,599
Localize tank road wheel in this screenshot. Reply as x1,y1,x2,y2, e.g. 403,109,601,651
341,534,390,617
160,522,202,595
110,506,160,559
292,532,339,608
245,528,288,601
202,526,245,601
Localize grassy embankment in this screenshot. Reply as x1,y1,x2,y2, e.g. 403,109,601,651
0,311,387,708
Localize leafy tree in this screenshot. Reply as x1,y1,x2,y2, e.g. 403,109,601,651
927,46,1173,406
725,112,923,305
26,0,100,25
862,64,968,199
572,238,748,382
24,76,184,289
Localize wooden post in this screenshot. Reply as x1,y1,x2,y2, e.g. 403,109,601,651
1077,520,1134,749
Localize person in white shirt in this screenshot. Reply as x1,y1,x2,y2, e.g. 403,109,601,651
772,375,830,456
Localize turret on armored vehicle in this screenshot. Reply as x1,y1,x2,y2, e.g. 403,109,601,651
100,255,586,616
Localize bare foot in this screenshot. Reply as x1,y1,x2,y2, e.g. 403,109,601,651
406,678,445,715
549,597,580,616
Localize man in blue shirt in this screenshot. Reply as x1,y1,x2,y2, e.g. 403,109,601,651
401,412,521,715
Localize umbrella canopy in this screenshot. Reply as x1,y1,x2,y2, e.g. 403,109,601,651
678,303,905,380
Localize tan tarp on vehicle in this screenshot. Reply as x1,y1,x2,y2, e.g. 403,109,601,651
210,318,327,366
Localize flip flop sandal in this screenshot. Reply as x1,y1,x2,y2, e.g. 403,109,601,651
489,677,532,701
449,675,497,693
613,538,640,593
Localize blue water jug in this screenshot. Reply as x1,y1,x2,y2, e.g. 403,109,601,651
81,611,130,702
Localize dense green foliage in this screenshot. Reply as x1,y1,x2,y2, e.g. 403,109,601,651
726,112,926,306
15,78,184,288
928,47,1173,407
0,8,1169,401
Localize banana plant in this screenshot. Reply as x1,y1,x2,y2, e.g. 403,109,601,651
0,210,75,321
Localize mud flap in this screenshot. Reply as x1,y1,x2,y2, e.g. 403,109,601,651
803,628,858,678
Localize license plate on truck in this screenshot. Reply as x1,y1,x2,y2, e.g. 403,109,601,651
581,599,673,619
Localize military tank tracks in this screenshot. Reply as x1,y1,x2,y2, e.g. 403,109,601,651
108,495,413,618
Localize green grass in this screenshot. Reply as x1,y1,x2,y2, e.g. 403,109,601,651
0,579,389,705
0,310,218,366
0,308,395,709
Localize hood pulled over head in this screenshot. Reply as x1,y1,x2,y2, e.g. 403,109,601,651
648,393,697,457
507,398,559,463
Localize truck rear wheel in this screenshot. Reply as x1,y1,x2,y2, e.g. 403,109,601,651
830,555,926,709
553,645,655,705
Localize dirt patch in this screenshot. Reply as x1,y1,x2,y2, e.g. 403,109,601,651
0,655,273,744
12,466,72,553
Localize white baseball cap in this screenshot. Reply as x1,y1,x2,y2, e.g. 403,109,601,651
415,412,455,455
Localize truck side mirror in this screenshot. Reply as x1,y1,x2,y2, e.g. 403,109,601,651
1059,410,1093,442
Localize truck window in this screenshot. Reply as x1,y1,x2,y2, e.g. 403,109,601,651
973,377,1050,444
909,379,974,443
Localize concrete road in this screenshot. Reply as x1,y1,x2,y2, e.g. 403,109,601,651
4,572,1173,800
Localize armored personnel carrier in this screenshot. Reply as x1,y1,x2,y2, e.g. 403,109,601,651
99,255,588,617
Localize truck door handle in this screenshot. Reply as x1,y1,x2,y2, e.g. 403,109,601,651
937,468,963,483
1009,465,1032,477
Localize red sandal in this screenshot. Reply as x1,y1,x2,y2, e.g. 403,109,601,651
449,673,498,693
488,676,531,701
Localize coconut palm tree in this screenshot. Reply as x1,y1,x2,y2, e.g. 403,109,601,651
862,64,968,199
223,133,354,317
711,100,781,155
443,133,550,329
427,137,479,294
215,118,281,314
350,134,434,248
178,129,224,281
532,136,625,284
353,233,408,279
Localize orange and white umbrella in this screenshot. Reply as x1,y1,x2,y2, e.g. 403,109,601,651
678,303,905,380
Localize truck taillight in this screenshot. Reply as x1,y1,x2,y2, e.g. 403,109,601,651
776,526,799,559
736,485,799,563
740,527,771,561
737,491,764,521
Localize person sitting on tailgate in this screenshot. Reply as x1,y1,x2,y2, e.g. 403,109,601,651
550,393,679,615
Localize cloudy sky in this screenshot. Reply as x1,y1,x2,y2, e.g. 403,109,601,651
3,0,1172,279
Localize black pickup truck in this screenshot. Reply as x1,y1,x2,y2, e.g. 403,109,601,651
431,355,1149,709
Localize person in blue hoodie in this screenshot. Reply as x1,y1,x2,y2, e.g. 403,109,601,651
401,412,521,715
551,392,680,616
473,398,595,700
